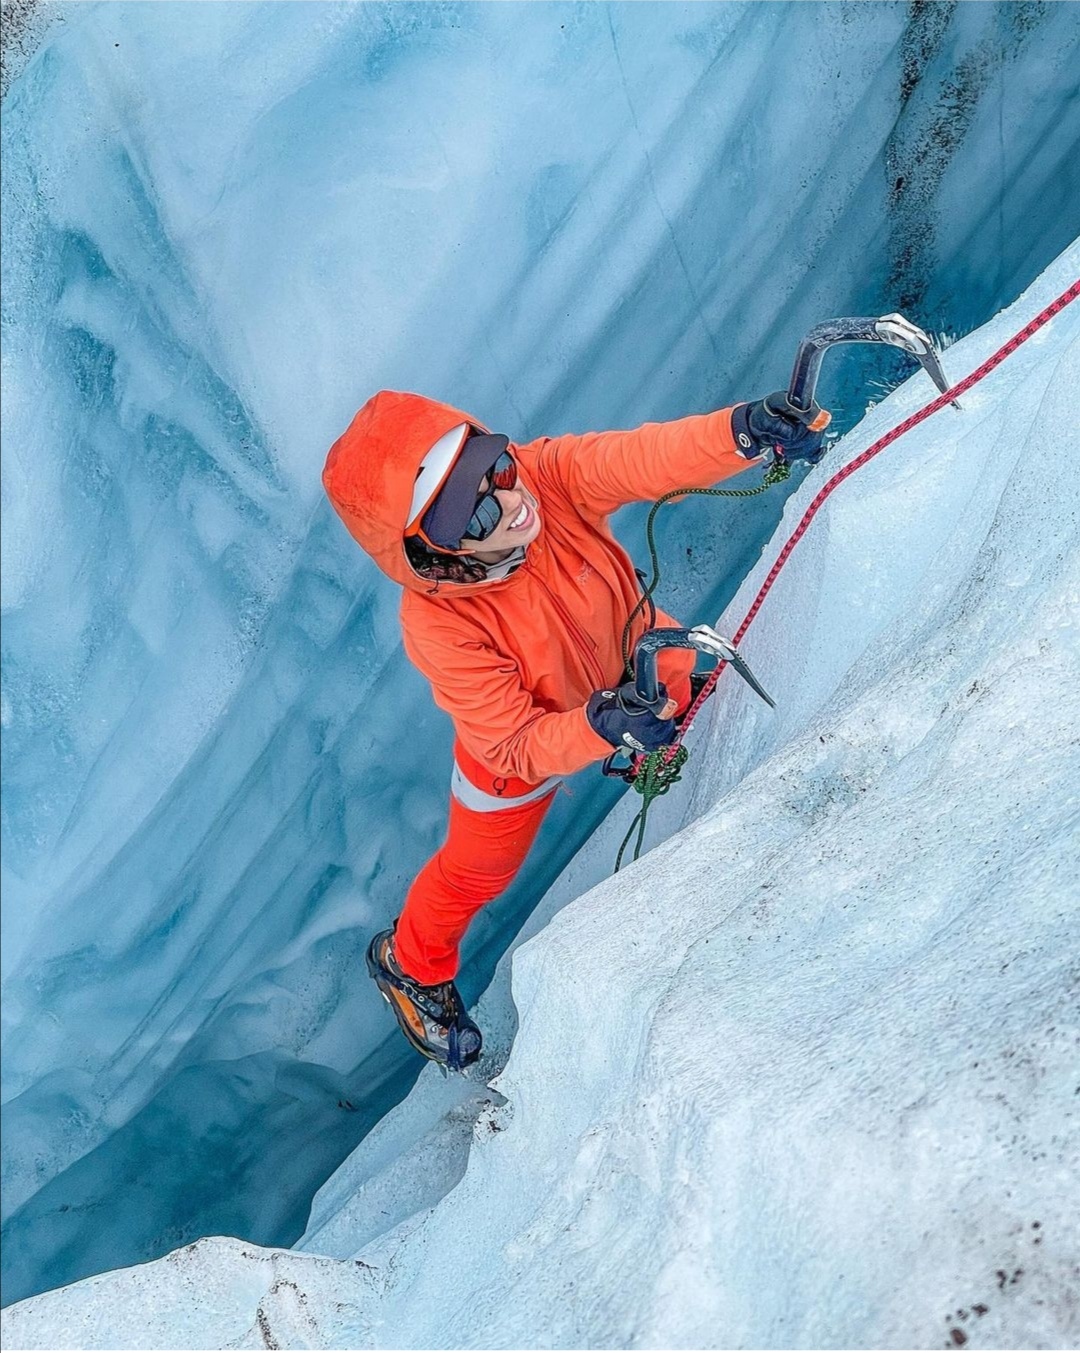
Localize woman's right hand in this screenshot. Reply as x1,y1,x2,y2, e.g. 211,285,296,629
586,680,677,753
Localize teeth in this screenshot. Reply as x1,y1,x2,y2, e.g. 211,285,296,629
511,504,529,528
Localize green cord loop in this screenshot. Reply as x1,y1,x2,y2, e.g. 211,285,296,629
614,745,690,873
621,459,790,680
613,458,790,870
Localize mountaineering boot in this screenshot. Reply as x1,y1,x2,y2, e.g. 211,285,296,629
366,929,482,1072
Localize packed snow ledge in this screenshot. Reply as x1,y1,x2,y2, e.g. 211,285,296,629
5,246,1079,1351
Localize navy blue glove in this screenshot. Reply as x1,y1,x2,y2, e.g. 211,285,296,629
587,680,677,754
731,392,831,465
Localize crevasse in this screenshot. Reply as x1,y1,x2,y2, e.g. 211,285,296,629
2,0,1079,1318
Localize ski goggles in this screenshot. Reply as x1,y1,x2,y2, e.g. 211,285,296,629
411,446,520,555
462,450,518,542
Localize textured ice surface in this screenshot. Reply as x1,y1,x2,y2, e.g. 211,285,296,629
3,0,1080,1309
4,224,1077,1353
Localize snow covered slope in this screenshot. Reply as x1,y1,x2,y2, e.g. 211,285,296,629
5,237,1076,1352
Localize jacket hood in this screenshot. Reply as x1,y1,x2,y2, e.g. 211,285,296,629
323,390,517,593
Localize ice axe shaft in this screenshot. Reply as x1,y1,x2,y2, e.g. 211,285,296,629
786,312,962,415
632,625,776,711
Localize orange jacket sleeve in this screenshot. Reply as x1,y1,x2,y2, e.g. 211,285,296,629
529,405,761,519
402,612,613,784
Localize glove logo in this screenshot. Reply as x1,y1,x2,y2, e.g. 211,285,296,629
737,432,753,450
621,733,647,753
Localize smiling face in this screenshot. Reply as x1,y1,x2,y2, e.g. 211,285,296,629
462,473,542,563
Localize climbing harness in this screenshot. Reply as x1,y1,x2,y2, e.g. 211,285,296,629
609,283,1080,870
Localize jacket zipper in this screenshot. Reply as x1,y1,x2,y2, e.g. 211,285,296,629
532,570,610,691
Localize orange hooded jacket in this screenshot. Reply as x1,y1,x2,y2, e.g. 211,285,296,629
322,391,762,787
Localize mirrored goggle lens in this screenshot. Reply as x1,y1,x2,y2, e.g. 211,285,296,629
464,452,518,541
490,450,517,491
465,495,503,542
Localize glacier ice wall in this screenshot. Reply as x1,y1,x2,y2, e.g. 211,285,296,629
2,0,1079,1306
3,225,1077,1353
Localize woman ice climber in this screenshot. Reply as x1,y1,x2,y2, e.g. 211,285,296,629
322,391,826,1070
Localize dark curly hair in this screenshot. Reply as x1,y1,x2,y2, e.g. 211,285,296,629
404,535,487,586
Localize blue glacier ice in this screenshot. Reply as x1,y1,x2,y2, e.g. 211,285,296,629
2,0,1079,1312
3,212,1077,1353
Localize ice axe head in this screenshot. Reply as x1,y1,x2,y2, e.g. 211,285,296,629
787,311,961,414
874,313,934,357
876,314,962,409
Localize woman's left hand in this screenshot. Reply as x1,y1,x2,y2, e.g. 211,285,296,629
731,393,831,464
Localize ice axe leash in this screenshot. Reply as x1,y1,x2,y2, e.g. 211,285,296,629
604,298,1068,872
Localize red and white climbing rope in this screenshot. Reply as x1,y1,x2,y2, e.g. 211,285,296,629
672,276,1080,740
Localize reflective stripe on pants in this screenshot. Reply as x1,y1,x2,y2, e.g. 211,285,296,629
450,760,561,812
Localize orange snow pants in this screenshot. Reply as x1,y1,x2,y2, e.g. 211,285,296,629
393,742,559,985
393,673,694,985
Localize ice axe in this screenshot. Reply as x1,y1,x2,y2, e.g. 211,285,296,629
631,624,776,715
770,312,961,430
602,626,773,783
